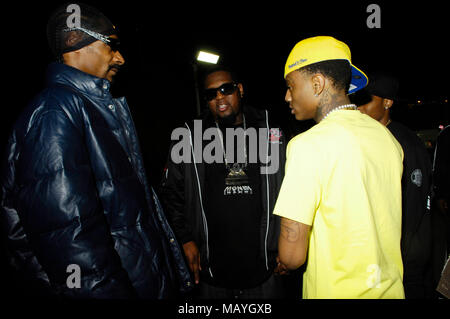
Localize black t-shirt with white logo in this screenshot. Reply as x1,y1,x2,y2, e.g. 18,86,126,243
204,123,270,289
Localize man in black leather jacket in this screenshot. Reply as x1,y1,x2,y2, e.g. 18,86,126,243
0,3,191,298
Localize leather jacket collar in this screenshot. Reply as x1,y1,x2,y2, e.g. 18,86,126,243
46,62,111,99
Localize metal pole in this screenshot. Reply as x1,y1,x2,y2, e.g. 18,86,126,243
193,62,201,117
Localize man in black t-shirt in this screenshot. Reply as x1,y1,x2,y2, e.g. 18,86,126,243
159,66,289,298
205,126,268,290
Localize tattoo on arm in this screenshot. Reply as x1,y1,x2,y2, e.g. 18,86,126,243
280,218,301,242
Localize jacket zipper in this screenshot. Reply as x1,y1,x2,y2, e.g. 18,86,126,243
264,110,270,270
185,123,214,278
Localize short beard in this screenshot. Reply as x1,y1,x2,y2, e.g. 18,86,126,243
107,64,122,83
217,110,239,127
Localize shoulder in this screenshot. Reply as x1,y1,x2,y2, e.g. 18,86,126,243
290,120,339,145
18,86,87,136
45,85,86,110
23,85,85,119
437,125,450,142
243,105,278,128
388,121,428,153
286,128,323,158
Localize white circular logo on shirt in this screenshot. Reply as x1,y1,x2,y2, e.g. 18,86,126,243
411,169,423,187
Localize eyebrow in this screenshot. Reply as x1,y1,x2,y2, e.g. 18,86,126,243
205,81,233,90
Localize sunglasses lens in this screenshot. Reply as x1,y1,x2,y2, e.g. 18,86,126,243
204,83,237,101
107,37,121,51
204,90,217,101
221,83,237,95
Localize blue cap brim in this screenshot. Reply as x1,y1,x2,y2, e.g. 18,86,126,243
348,65,368,94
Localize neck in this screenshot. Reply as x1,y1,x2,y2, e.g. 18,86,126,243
63,54,85,74
234,112,244,125
380,112,391,126
315,88,351,123
216,111,243,127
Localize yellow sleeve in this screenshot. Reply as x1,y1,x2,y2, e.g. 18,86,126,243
273,136,322,226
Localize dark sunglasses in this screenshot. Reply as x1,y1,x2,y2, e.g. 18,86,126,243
104,36,121,52
204,82,238,101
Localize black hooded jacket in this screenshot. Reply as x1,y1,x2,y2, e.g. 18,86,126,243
159,106,286,284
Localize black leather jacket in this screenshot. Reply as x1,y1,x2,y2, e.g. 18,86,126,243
0,63,191,298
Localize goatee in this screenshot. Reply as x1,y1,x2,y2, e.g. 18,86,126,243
217,111,238,127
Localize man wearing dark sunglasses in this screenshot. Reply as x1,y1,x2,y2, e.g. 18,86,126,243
60,22,124,82
203,81,243,126
0,3,191,298
160,66,290,299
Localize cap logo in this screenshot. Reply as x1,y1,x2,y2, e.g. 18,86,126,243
288,58,307,69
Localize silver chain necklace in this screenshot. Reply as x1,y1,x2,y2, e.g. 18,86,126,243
215,114,249,186
322,104,357,121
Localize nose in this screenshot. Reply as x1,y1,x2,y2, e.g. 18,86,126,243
213,90,226,101
217,91,225,99
285,89,291,103
114,50,125,66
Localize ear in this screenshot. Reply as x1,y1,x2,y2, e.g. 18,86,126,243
237,83,244,98
65,31,80,48
311,73,326,97
383,98,394,109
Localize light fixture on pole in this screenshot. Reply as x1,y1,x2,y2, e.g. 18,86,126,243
193,50,220,116
197,51,220,64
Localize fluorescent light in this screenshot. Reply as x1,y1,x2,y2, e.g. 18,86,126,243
197,51,220,64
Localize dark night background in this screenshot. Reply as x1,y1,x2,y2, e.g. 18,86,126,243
2,0,449,186
0,0,448,303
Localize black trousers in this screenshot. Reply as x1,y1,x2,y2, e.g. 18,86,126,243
195,274,288,299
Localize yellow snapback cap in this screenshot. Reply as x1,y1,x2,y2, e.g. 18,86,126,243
284,36,368,94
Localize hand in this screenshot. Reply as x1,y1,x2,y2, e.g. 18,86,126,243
274,256,290,276
182,241,201,284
